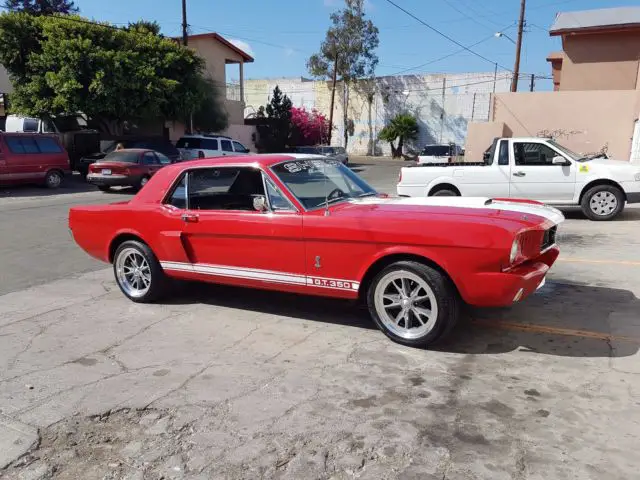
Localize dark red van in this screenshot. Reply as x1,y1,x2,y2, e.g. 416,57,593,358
0,133,71,189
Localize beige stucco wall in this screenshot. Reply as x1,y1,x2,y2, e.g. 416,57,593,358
464,122,512,161
466,90,640,161
224,99,245,126
189,37,244,89
559,32,640,91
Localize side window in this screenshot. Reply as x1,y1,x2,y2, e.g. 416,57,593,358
265,177,295,211
35,137,63,153
497,140,509,166
23,118,38,133
188,167,265,211
220,140,233,152
21,138,39,153
513,142,560,166
166,175,187,209
201,139,219,150
42,120,56,133
142,152,157,165
6,136,25,153
233,141,248,153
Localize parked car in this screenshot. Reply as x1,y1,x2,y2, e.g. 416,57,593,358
0,133,70,189
417,144,463,164
69,154,563,348
398,137,640,221
77,137,181,176
176,134,251,160
86,149,171,192
5,114,99,171
291,146,349,164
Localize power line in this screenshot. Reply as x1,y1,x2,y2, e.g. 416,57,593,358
381,0,514,73
386,24,516,76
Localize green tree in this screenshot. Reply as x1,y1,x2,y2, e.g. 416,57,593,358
379,113,419,158
4,0,78,14
307,0,378,148
262,85,292,152
0,12,224,134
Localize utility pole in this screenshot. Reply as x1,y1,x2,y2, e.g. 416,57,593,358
492,62,498,93
181,0,188,46
511,0,526,92
529,73,535,92
439,77,446,143
327,55,338,145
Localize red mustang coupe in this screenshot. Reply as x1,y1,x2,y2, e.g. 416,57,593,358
69,155,564,347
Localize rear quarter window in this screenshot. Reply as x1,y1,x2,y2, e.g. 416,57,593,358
35,137,63,153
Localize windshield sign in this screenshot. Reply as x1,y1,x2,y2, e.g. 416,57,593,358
272,159,376,209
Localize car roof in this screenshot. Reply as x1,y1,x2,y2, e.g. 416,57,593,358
107,148,150,153
165,153,324,171
179,134,232,140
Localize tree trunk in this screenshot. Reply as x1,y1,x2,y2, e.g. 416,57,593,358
397,135,404,158
389,141,399,158
342,81,349,150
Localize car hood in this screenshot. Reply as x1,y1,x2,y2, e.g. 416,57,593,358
583,158,640,178
331,196,565,227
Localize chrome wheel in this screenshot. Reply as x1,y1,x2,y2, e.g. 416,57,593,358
590,191,618,216
373,270,439,340
115,247,151,298
140,177,149,187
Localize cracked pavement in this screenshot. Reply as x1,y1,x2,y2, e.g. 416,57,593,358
1,161,640,479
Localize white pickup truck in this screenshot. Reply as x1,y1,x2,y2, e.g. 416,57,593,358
397,137,640,221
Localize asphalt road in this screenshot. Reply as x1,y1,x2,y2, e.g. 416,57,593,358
0,158,404,296
2,158,640,479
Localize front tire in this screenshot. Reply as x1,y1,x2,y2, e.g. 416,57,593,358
581,185,624,221
113,240,166,303
367,261,460,348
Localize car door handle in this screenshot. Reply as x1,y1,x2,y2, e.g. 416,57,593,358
181,213,199,223
513,172,526,177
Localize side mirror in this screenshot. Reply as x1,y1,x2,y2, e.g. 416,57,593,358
252,195,269,212
552,155,568,166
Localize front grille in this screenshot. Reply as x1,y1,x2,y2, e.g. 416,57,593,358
541,226,557,251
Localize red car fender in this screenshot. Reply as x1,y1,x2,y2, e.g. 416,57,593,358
107,228,149,262
355,245,459,292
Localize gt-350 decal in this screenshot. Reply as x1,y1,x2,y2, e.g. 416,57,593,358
160,261,360,291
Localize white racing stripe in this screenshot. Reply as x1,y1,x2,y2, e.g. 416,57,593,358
160,261,360,291
354,196,565,225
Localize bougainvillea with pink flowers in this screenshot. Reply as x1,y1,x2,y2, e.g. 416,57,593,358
290,106,330,146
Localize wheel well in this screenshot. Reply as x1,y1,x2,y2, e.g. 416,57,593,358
358,253,458,301
108,233,144,263
46,168,64,177
579,179,626,203
428,183,461,196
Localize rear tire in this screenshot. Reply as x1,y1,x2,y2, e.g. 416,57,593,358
432,189,458,197
367,261,460,348
113,240,166,303
581,185,624,221
44,170,63,189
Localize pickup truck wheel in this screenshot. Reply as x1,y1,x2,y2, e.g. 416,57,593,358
581,185,624,221
432,189,457,197
113,240,166,303
367,261,460,348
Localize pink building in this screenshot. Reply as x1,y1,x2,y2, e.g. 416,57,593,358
466,6,640,163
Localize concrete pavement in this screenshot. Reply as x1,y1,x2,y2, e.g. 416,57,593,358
1,159,640,479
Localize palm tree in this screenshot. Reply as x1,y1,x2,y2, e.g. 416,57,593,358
379,113,419,158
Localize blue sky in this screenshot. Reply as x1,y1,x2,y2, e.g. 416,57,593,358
78,0,639,89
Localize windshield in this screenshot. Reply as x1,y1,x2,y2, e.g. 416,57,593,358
103,151,140,163
548,140,584,162
271,159,377,209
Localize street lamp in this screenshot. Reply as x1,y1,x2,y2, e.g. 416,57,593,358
494,32,516,44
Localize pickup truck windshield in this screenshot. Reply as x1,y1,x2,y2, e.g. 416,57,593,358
548,140,585,162
272,159,376,209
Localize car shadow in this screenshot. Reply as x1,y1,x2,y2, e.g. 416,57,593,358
0,173,97,198
160,279,639,358
560,206,640,221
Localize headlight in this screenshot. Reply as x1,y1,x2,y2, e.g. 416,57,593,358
510,238,520,264
634,172,640,182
